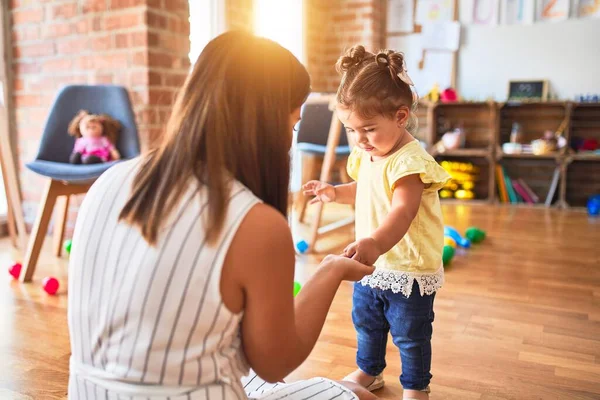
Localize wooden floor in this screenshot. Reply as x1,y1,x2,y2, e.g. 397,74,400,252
1,204,599,399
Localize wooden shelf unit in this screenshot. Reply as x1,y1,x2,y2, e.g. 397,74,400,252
418,100,600,209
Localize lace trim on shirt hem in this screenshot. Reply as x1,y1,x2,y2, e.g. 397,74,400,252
360,266,444,297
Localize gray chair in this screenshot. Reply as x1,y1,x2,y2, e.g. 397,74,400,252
21,85,140,282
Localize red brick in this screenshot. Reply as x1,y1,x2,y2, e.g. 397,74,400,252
148,32,159,46
146,11,167,29
42,23,73,39
149,88,174,105
91,35,113,51
42,58,74,73
12,26,40,42
52,3,79,19
130,70,149,86
57,38,89,55
92,73,114,84
149,71,162,85
148,51,173,68
95,53,129,69
13,43,55,58
15,95,42,107
14,61,42,75
164,73,187,88
131,31,147,46
82,0,107,13
105,12,142,30
109,0,145,8
131,50,148,66
13,79,25,91
12,8,44,24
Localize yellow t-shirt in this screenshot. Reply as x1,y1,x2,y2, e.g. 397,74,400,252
347,140,451,274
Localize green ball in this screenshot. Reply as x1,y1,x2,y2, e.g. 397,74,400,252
465,227,486,243
442,245,455,265
293,281,302,297
64,239,72,255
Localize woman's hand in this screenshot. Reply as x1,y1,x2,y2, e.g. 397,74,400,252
343,238,382,266
321,254,374,282
303,181,336,204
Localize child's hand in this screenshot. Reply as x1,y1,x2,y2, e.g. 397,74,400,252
302,181,336,204
343,238,382,266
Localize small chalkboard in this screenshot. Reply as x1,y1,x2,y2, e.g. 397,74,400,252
507,80,548,102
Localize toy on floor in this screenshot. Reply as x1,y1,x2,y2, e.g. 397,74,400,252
588,195,600,216
444,236,457,248
296,240,309,254
442,245,455,266
293,281,302,297
64,239,72,255
42,277,59,295
8,262,22,280
465,227,486,243
444,226,471,248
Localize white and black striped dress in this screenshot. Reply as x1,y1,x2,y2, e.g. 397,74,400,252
68,158,357,400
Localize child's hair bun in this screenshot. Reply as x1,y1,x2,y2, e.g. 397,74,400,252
336,45,371,74
375,50,405,77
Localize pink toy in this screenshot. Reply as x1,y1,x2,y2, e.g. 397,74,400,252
42,277,59,295
68,110,121,164
8,262,22,279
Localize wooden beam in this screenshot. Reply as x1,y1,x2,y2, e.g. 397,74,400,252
0,1,27,250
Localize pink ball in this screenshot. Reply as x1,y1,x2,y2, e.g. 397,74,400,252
42,277,59,295
8,263,22,280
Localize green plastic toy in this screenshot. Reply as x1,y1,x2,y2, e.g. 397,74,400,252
465,227,486,243
64,239,72,255
293,281,302,297
442,245,455,265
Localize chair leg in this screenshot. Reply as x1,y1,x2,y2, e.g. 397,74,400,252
53,195,70,257
299,154,321,223
21,179,60,283
5,188,17,248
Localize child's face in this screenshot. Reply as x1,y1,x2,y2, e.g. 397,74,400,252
337,106,409,160
80,118,103,139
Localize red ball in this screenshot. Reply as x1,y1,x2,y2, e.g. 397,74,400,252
42,277,59,295
8,263,22,280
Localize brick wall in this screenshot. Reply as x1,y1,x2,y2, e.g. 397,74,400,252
9,0,190,233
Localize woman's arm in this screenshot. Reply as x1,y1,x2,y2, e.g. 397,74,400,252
221,204,372,382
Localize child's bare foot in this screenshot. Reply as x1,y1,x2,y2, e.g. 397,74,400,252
342,369,384,391
403,389,429,400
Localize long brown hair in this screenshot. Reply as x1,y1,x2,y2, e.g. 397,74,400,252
335,46,418,133
119,31,311,245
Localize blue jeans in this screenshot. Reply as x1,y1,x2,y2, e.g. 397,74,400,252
352,282,435,391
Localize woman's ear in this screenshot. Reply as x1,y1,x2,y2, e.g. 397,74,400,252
395,106,410,128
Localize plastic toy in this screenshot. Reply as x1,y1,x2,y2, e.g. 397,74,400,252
588,195,600,216
439,161,478,200
64,239,72,255
42,277,59,295
293,281,302,297
442,245,455,265
444,236,456,248
8,262,22,280
465,227,486,243
444,226,471,248
440,88,458,103
296,240,309,254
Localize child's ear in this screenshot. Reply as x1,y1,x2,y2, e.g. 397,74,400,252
395,106,410,128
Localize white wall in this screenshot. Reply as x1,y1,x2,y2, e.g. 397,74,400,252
458,17,600,101
387,3,600,102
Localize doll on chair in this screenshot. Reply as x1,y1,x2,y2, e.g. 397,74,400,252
68,110,121,164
